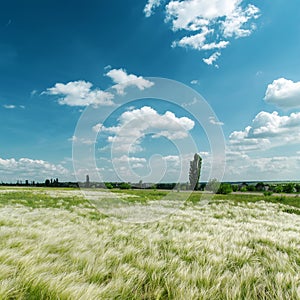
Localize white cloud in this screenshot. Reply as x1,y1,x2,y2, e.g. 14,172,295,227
224,151,300,181
264,78,300,109
95,106,195,153
221,4,260,38
144,0,164,17
146,0,260,65
172,27,229,52
0,157,69,182
106,68,154,95
129,163,143,169
92,123,104,133
2,104,25,109
166,0,239,31
209,116,224,126
112,155,146,173
182,97,199,107
229,111,300,151
190,80,198,85
172,26,212,49
203,52,221,66
162,155,181,167
173,32,229,52
3,104,16,109
45,81,114,107
201,41,229,50
119,106,194,138
113,155,147,165
68,135,94,145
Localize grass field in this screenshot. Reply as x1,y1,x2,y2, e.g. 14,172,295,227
1,188,300,299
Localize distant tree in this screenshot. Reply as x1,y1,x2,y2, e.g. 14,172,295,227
45,179,50,186
119,182,131,189
274,185,283,193
232,184,239,192
205,178,220,193
295,184,300,193
189,153,202,190
217,183,233,195
105,182,113,189
156,183,176,190
246,185,256,192
283,183,295,193
255,182,265,192
85,175,90,188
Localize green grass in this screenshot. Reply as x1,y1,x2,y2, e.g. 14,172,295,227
0,190,108,221
110,189,168,202
111,188,300,212
0,191,85,209
1,188,300,299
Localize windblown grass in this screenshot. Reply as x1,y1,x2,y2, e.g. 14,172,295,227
0,188,300,299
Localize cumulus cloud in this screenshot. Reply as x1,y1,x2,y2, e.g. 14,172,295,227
221,4,260,38
224,151,300,181
145,0,260,65
106,68,154,95
144,0,164,17
0,157,69,182
173,29,229,52
165,0,237,31
162,155,181,167
229,111,300,151
203,52,221,66
95,106,195,153
112,155,147,171
264,78,300,109
45,80,114,107
172,26,212,49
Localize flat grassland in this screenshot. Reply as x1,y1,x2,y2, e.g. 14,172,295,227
1,188,300,299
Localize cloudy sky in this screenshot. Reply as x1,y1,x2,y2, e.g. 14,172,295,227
1,0,300,183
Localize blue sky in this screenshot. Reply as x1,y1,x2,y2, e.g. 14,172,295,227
1,0,300,183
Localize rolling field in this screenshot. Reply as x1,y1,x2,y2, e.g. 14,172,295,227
1,188,300,299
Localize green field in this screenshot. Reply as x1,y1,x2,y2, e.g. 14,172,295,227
1,188,300,299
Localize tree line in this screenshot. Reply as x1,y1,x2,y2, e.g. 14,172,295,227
1,153,299,194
